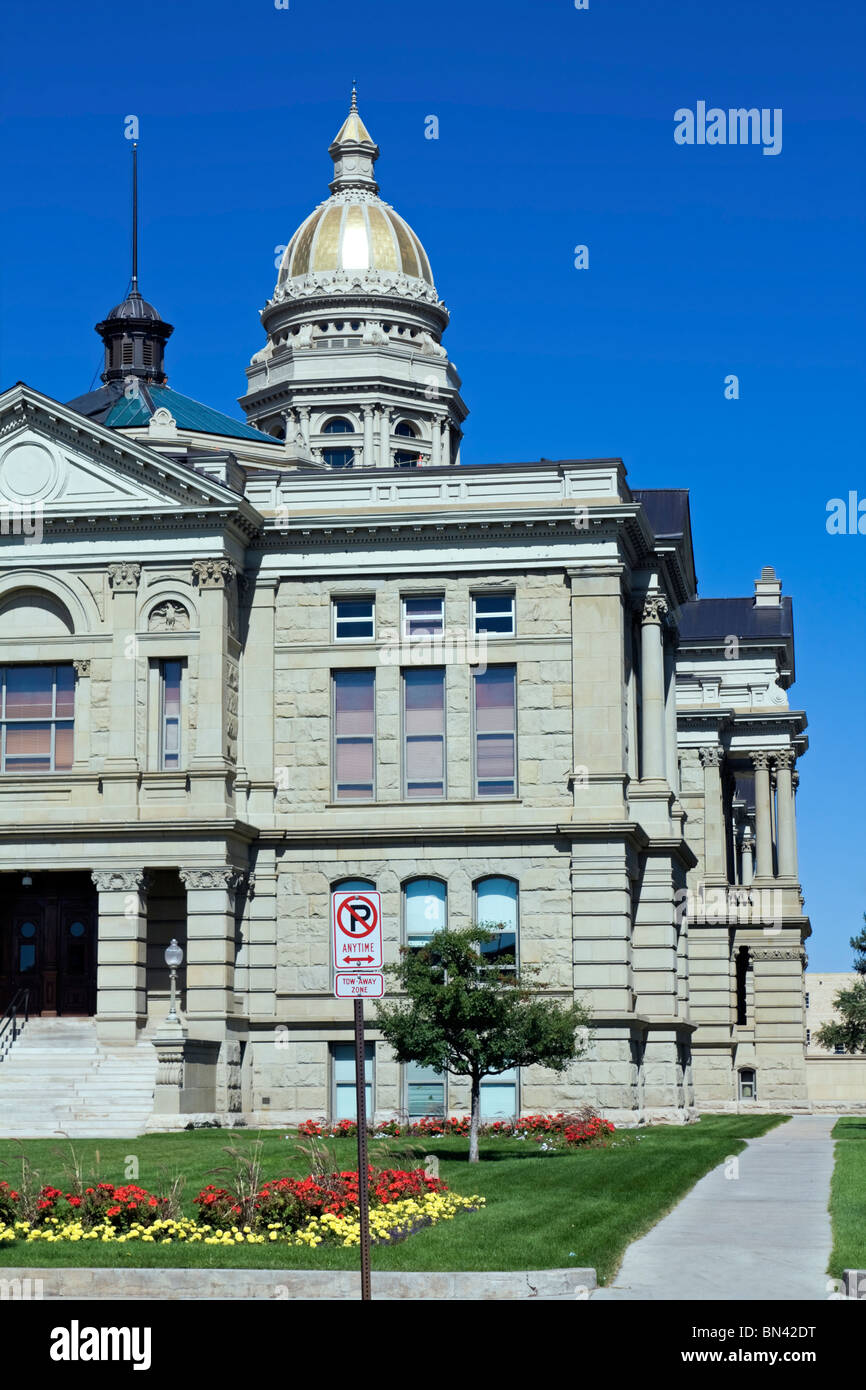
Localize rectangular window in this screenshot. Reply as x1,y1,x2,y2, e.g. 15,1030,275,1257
403,668,445,797
806,1030,811,1044
333,598,375,641
480,1068,517,1120
160,660,182,770
407,1061,446,1119
402,595,444,639
805,993,810,1009
332,1042,373,1121
473,593,515,636
0,665,74,773
473,666,516,796
333,669,375,799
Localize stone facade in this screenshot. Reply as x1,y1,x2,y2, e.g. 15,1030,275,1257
0,97,813,1129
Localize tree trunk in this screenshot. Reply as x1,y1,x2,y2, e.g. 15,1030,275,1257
469,1075,481,1163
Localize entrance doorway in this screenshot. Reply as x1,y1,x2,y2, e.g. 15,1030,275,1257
0,872,97,1016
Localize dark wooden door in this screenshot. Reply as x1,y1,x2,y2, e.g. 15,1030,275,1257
1,880,96,1016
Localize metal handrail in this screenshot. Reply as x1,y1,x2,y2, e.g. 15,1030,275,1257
0,988,30,1062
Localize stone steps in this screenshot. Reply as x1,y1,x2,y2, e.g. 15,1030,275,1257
0,1018,156,1137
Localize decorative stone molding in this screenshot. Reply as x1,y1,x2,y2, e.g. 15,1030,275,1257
269,266,446,313
148,600,190,632
107,562,141,592
192,559,237,590
155,1042,185,1088
698,746,723,768
641,595,669,625
91,869,151,894
774,749,795,770
72,659,90,678
179,867,246,894
750,948,805,961
750,751,771,771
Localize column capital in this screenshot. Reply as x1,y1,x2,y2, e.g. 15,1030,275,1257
107,562,141,592
774,749,795,771
73,658,91,679
750,750,772,771
179,866,247,893
92,869,151,894
192,558,237,590
641,595,669,625
698,745,723,769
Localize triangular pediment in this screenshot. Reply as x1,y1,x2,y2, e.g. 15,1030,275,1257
0,384,254,524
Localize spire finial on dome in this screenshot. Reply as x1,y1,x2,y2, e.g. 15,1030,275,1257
329,89,380,193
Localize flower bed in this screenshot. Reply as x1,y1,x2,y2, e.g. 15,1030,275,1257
297,1110,615,1145
0,1168,482,1248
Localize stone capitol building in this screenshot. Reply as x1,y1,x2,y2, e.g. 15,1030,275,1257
0,94,816,1136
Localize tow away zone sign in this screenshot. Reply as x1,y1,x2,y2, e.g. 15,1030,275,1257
334,973,384,999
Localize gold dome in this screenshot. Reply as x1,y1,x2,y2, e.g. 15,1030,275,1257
279,197,433,285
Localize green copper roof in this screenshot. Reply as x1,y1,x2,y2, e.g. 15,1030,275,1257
104,385,275,443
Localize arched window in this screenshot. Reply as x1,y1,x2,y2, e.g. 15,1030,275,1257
475,876,518,968
322,417,354,434
403,879,448,1117
403,878,446,948
332,877,375,894
395,420,417,438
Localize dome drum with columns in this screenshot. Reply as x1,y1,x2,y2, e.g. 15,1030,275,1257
239,90,467,466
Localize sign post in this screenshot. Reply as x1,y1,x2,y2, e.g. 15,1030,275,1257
331,889,385,1303
353,997,372,1303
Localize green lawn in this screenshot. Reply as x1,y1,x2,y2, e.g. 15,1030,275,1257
828,1117,866,1279
0,1114,787,1283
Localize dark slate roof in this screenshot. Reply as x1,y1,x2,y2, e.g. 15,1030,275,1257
632,488,691,538
679,597,794,642
66,382,274,443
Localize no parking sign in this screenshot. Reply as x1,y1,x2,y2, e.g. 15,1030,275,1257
331,890,383,971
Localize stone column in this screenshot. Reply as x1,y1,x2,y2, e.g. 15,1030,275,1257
792,771,800,869
441,420,451,467
71,659,92,771
102,562,141,805
699,746,725,877
639,596,668,781
242,578,277,823
378,408,391,469
740,823,754,886
430,414,441,468
180,867,246,1037
191,559,237,805
297,407,310,446
362,407,375,468
751,751,774,879
664,629,679,791
774,750,797,879
92,869,150,1045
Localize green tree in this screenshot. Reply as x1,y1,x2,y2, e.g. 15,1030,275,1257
374,925,593,1162
814,916,866,1054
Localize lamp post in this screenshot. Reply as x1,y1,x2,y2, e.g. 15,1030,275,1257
165,939,183,1022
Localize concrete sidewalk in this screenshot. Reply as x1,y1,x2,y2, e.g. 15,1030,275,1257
592,1115,838,1301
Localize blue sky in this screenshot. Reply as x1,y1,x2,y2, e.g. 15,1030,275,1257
0,0,863,967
